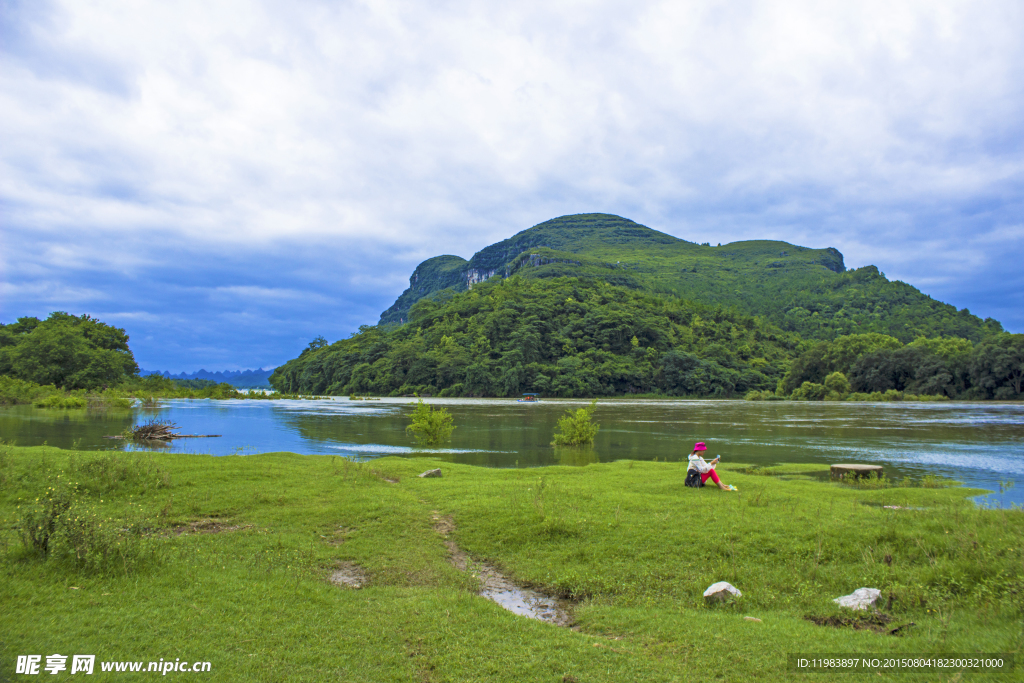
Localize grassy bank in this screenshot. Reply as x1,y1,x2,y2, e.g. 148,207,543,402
1,444,1021,681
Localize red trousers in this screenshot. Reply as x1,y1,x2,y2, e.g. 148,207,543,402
701,469,721,485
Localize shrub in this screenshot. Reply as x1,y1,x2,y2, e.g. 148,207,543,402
15,473,158,573
744,390,774,401
90,389,134,410
16,477,75,558
552,400,600,446
904,393,951,402
848,472,891,489
920,474,958,488
405,399,456,446
137,395,160,408
823,371,850,396
844,390,909,402
845,392,871,401
0,376,55,405
791,381,829,401
33,394,88,409
54,501,154,574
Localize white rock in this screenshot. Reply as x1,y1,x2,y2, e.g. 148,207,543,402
833,587,882,610
418,468,443,478
703,581,742,603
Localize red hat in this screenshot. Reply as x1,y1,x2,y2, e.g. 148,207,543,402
693,442,707,451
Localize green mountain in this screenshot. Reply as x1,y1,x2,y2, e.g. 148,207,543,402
270,213,1018,399
380,213,1001,342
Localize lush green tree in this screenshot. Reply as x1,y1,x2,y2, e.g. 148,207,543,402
823,371,850,397
902,355,954,397
908,336,973,394
969,334,1024,398
847,346,960,396
779,338,979,400
0,313,138,389
848,347,920,393
659,351,741,396
778,342,829,395
824,334,902,374
779,333,902,394
791,381,829,400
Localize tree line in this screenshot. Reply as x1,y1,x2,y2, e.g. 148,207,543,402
0,313,276,405
272,276,804,397
269,275,1022,400
772,332,1024,401
3,291,1020,403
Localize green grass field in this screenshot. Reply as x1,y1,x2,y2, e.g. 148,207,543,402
1,443,1020,681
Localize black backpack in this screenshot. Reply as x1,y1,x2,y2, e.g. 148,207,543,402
685,469,704,488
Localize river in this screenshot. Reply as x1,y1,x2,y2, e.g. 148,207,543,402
1,398,1021,507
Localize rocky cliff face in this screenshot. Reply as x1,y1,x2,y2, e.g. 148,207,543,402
378,255,468,325
465,268,497,287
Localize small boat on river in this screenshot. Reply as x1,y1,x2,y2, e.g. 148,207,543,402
517,393,541,403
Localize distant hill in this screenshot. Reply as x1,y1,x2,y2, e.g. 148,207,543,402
380,213,1002,342
141,367,274,388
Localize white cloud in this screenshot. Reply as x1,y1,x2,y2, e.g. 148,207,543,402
0,280,107,303
208,285,336,305
2,0,1023,353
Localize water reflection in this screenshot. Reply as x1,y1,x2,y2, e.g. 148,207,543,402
554,447,600,467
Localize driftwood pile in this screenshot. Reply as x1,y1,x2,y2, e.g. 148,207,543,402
106,421,221,442
132,421,179,441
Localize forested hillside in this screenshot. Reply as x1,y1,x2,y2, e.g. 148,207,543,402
380,213,1002,343
275,276,805,397
275,269,1023,399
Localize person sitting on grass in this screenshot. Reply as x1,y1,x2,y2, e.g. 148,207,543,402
685,442,736,491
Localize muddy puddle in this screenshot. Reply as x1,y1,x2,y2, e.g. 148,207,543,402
329,561,368,588
477,566,573,626
432,512,573,627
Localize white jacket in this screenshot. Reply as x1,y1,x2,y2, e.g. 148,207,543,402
688,454,712,473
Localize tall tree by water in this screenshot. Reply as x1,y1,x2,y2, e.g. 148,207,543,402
0,313,139,390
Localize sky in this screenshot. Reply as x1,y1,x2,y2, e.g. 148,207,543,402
2,0,1022,372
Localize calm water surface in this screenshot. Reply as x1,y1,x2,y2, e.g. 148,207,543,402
1,398,1021,506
